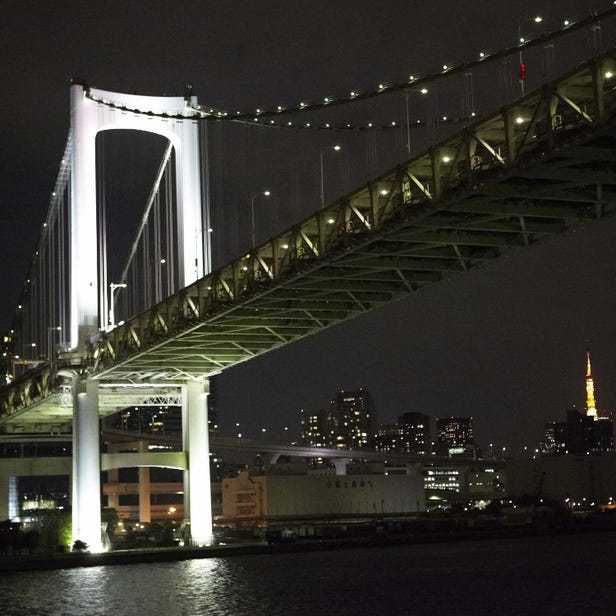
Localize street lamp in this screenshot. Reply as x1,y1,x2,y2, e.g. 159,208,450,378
320,145,341,208
47,326,61,363
108,283,127,330
250,190,271,247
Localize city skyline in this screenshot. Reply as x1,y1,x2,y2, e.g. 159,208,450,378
2,1,616,454
232,343,613,457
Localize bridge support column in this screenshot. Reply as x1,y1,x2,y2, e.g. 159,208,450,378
72,379,103,551
0,474,9,521
182,379,212,546
138,441,151,523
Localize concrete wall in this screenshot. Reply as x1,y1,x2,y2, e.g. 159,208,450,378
222,469,425,524
266,473,425,517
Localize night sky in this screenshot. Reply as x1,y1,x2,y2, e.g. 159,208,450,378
2,1,616,453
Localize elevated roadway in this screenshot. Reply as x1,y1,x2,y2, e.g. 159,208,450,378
1,48,616,431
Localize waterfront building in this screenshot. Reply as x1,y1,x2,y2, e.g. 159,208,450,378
221,465,425,527
423,463,505,507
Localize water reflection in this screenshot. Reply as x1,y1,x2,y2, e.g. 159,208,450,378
2,534,616,615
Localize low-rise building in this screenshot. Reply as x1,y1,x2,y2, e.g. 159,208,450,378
222,466,425,527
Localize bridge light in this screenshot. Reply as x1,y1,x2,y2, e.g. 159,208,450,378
515,116,525,124
520,62,526,81
420,88,428,94
534,16,542,23
442,155,451,163
605,71,614,79
327,218,335,224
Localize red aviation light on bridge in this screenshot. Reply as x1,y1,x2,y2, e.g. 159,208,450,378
520,63,527,81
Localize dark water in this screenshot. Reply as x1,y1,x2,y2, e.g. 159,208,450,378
1,533,616,615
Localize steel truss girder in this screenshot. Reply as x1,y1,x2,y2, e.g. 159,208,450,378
88,48,616,382
3,49,616,393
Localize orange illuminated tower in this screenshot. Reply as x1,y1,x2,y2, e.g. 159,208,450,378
585,349,597,420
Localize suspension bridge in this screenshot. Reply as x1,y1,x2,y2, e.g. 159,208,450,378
1,8,616,549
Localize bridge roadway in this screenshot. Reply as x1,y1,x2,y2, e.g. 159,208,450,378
1,48,616,432
100,429,499,469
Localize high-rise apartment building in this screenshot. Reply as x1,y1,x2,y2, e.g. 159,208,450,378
435,416,476,457
375,412,430,455
300,408,329,447
329,388,376,449
301,388,377,450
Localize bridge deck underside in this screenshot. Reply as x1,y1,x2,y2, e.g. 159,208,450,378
89,50,616,381
0,386,182,434
99,128,616,380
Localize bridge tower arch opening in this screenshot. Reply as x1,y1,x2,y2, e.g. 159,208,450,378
69,83,209,351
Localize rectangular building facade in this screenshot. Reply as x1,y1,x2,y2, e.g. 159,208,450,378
222,468,425,526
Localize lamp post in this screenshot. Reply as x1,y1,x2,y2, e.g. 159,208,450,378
320,145,341,208
108,283,127,330
250,190,271,247
403,86,429,156
47,326,61,363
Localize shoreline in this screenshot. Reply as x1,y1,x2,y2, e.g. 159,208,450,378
2,522,615,573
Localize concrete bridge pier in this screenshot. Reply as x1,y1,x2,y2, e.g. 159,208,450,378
72,378,103,551
182,379,212,546
0,474,9,521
